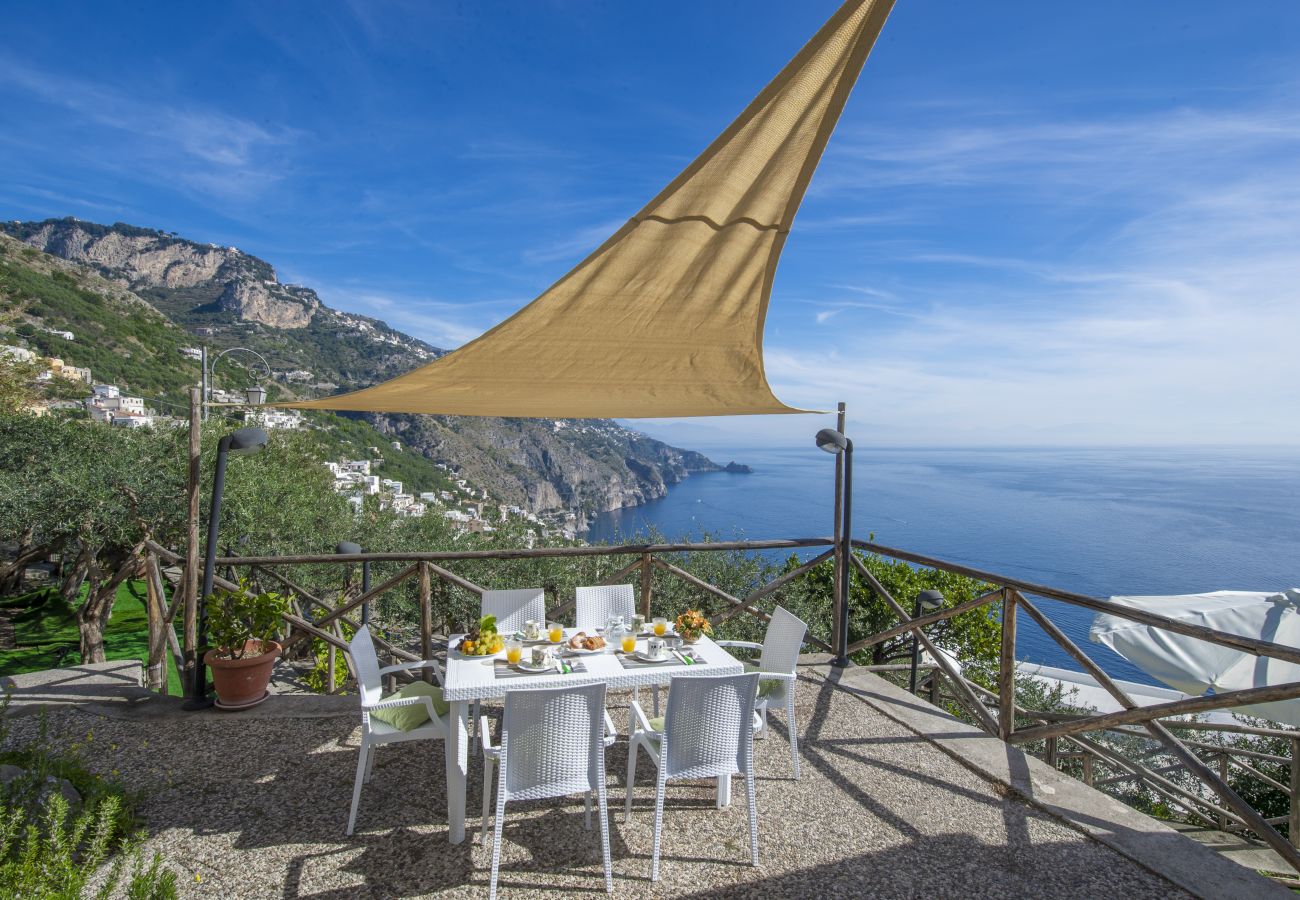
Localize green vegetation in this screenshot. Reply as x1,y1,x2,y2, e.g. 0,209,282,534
0,698,177,898
0,585,181,696
205,579,289,658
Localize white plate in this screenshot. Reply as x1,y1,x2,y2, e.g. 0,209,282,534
633,650,672,664
513,660,555,673
564,645,607,655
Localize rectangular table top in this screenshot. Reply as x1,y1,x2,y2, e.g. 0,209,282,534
441,628,744,703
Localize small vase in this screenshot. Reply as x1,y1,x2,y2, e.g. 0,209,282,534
680,630,701,645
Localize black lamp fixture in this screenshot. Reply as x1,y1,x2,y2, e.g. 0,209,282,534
910,589,945,694
335,540,369,626
816,427,853,667
185,426,269,710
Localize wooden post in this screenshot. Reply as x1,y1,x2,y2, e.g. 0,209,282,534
1046,736,1058,768
998,589,1017,741
182,385,202,698
639,552,652,618
831,401,845,661
929,669,940,706
143,553,167,692
1082,751,1094,787
419,562,433,682
1291,737,1300,848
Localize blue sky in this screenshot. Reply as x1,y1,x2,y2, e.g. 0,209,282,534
3,1,1299,448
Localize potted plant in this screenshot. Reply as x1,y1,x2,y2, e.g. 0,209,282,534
674,609,713,645
203,578,290,709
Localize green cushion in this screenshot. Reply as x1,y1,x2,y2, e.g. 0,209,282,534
369,682,449,731
648,716,665,732
744,662,781,698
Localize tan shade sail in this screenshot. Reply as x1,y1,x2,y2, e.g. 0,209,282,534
290,0,895,418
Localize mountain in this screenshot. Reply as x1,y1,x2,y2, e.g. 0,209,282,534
1,218,734,517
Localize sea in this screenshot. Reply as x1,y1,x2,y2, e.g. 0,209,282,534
588,446,1300,686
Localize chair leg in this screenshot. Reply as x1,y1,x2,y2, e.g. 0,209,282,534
624,739,639,822
787,692,800,780
584,790,592,830
364,742,377,782
597,779,612,893
479,758,495,845
650,774,667,882
652,685,660,717
744,768,759,867
346,737,369,836
489,795,507,900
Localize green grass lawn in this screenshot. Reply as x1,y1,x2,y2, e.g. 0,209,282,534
0,581,182,695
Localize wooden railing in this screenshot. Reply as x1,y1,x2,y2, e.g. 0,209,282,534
847,538,1300,875
139,533,1300,875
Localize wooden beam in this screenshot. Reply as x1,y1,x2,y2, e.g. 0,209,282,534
280,565,419,647
639,553,652,618
999,589,1016,741
850,553,1000,736
426,561,484,597
143,554,168,693
846,588,1002,655
419,562,433,680
712,548,835,627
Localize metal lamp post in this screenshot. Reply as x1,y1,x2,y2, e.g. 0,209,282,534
910,589,945,694
202,346,272,420
335,541,369,625
816,427,853,667
184,426,269,710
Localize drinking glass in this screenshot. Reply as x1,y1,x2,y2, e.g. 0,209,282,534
652,616,668,636
620,630,637,653
548,622,564,643
505,638,523,665
631,613,646,633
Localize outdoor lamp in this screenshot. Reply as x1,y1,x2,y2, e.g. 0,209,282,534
185,426,269,710
244,385,267,406
335,541,370,625
816,428,853,666
910,589,945,695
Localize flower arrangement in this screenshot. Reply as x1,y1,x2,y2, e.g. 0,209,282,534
674,609,713,644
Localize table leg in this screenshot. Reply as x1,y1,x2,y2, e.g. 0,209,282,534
717,774,731,808
447,699,469,843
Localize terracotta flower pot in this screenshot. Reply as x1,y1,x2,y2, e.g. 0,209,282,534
204,640,281,709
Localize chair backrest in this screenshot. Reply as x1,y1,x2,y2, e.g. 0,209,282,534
482,588,546,635
759,605,808,676
349,625,383,707
661,673,759,781
574,584,636,631
500,682,608,802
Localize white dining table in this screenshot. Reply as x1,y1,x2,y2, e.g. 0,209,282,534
439,628,745,844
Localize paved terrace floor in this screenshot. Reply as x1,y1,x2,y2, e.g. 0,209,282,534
1,661,1284,899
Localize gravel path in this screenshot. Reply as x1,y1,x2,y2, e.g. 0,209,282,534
5,671,1190,899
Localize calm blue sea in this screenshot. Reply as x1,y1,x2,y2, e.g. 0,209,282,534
589,446,1300,685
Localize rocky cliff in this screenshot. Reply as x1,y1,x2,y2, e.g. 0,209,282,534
3,218,737,516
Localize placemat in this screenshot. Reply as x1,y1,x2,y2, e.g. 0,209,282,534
493,657,590,680
615,648,708,671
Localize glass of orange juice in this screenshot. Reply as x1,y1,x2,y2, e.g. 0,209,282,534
548,622,564,643
652,616,668,636
505,638,523,665
620,631,637,653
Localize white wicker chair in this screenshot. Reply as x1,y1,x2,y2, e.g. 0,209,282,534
716,604,807,778
624,672,761,881
472,588,548,753
481,588,546,635
574,584,636,630
479,683,614,898
346,625,448,836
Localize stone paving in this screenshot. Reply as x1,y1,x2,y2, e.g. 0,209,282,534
2,661,1244,899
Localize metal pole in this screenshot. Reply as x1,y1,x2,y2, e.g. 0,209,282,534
831,402,845,666
834,439,853,666
186,433,232,709
361,560,371,626
183,386,202,697
909,596,922,693
201,346,209,422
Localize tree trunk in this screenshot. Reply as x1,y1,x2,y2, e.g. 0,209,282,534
60,543,92,607
0,529,43,594
75,548,142,665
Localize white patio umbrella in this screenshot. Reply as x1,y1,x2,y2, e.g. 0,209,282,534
1090,589,1300,727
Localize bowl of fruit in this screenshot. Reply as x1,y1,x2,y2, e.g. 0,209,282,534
457,615,505,657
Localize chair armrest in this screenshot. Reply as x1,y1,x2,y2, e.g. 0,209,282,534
379,660,444,686
365,695,440,724
604,709,618,741
716,640,763,651
628,700,654,735
479,714,497,755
